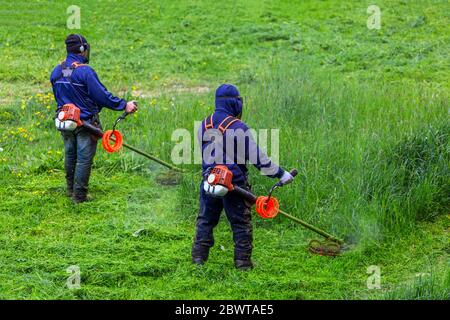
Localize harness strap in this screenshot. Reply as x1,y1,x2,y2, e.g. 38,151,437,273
71,62,87,68
52,60,96,117
218,116,239,134
204,114,214,130
203,114,239,133
51,61,86,84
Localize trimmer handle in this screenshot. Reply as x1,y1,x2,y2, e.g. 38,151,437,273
277,168,298,187
118,111,130,121
266,168,298,201
231,169,298,205
121,101,138,118
113,107,135,131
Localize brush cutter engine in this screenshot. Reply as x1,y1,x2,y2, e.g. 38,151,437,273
203,165,234,197
55,103,82,131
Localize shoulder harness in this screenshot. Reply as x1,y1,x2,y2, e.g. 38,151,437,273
204,114,239,134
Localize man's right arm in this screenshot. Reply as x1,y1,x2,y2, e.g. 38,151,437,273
239,122,294,185
84,67,137,113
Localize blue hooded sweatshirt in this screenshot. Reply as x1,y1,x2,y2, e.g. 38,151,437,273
50,53,127,120
199,84,285,184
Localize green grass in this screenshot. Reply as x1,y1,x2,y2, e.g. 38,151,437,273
0,0,449,299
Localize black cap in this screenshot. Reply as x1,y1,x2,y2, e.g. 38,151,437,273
65,34,89,54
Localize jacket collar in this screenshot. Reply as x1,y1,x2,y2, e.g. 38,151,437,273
65,53,88,65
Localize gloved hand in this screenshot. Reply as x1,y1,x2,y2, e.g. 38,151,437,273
279,170,294,186
125,101,138,113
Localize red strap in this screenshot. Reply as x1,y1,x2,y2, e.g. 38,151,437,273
204,115,214,130
71,62,87,68
218,116,239,134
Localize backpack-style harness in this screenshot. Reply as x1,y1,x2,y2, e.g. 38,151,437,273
51,61,90,110
52,61,88,85
52,61,98,131
52,61,99,116
204,114,240,134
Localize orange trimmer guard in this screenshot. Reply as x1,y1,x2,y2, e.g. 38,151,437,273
102,130,123,153
255,196,279,219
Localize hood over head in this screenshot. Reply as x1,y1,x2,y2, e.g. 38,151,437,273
215,84,242,117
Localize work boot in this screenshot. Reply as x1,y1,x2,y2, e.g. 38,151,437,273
192,245,209,266
192,257,207,266
72,194,91,204
66,180,74,197
235,259,254,270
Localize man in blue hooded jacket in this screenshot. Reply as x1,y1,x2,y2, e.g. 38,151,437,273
193,84,294,269
50,34,137,203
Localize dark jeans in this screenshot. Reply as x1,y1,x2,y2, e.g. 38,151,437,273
193,182,253,261
61,127,98,200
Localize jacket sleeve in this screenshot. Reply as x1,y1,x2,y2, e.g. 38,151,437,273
84,68,127,111
239,123,285,179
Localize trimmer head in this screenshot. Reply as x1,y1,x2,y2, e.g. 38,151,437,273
156,170,182,185
308,239,343,256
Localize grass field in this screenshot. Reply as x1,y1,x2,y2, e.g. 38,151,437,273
0,0,449,299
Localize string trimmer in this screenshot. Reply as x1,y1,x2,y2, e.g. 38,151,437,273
81,108,182,172
204,165,345,256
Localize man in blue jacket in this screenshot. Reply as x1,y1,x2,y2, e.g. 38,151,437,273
50,34,137,203
193,84,294,269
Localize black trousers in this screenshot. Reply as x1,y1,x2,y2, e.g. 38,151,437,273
193,182,253,261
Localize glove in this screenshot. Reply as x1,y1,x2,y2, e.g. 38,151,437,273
203,181,229,197
279,170,294,186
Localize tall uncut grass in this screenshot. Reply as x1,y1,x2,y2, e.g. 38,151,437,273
177,63,449,247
